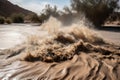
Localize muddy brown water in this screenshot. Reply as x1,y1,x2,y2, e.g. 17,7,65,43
0,23,120,80
0,24,47,49
0,24,119,50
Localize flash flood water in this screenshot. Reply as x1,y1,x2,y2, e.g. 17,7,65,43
0,24,47,49
0,17,120,80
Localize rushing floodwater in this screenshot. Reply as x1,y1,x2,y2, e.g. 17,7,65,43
0,24,120,49
0,24,43,49
0,19,119,80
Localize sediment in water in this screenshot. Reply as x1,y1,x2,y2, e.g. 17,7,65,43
0,17,120,80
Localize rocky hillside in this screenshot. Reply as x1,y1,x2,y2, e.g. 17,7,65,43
0,0,35,17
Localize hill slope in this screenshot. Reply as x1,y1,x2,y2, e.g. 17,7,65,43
0,0,35,17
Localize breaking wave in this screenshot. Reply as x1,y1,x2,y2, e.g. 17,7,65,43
0,17,119,80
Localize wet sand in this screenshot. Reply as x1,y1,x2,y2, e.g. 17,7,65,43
0,20,120,80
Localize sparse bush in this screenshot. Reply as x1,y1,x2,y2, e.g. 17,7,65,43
30,14,40,23
40,4,60,22
5,18,12,24
71,0,119,26
25,14,43,23
11,13,24,23
0,16,5,24
39,13,48,23
107,12,120,22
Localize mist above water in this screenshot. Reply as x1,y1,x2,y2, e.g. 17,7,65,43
5,17,112,63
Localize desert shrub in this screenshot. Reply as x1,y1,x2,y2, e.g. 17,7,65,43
5,18,12,24
71,0,119,26
39,4,60,23
39,13,48,23
107,12,120,22
29,14,40,23
0,16,5,24
25,14,46,23
11,13,24,23
43,5,60,17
